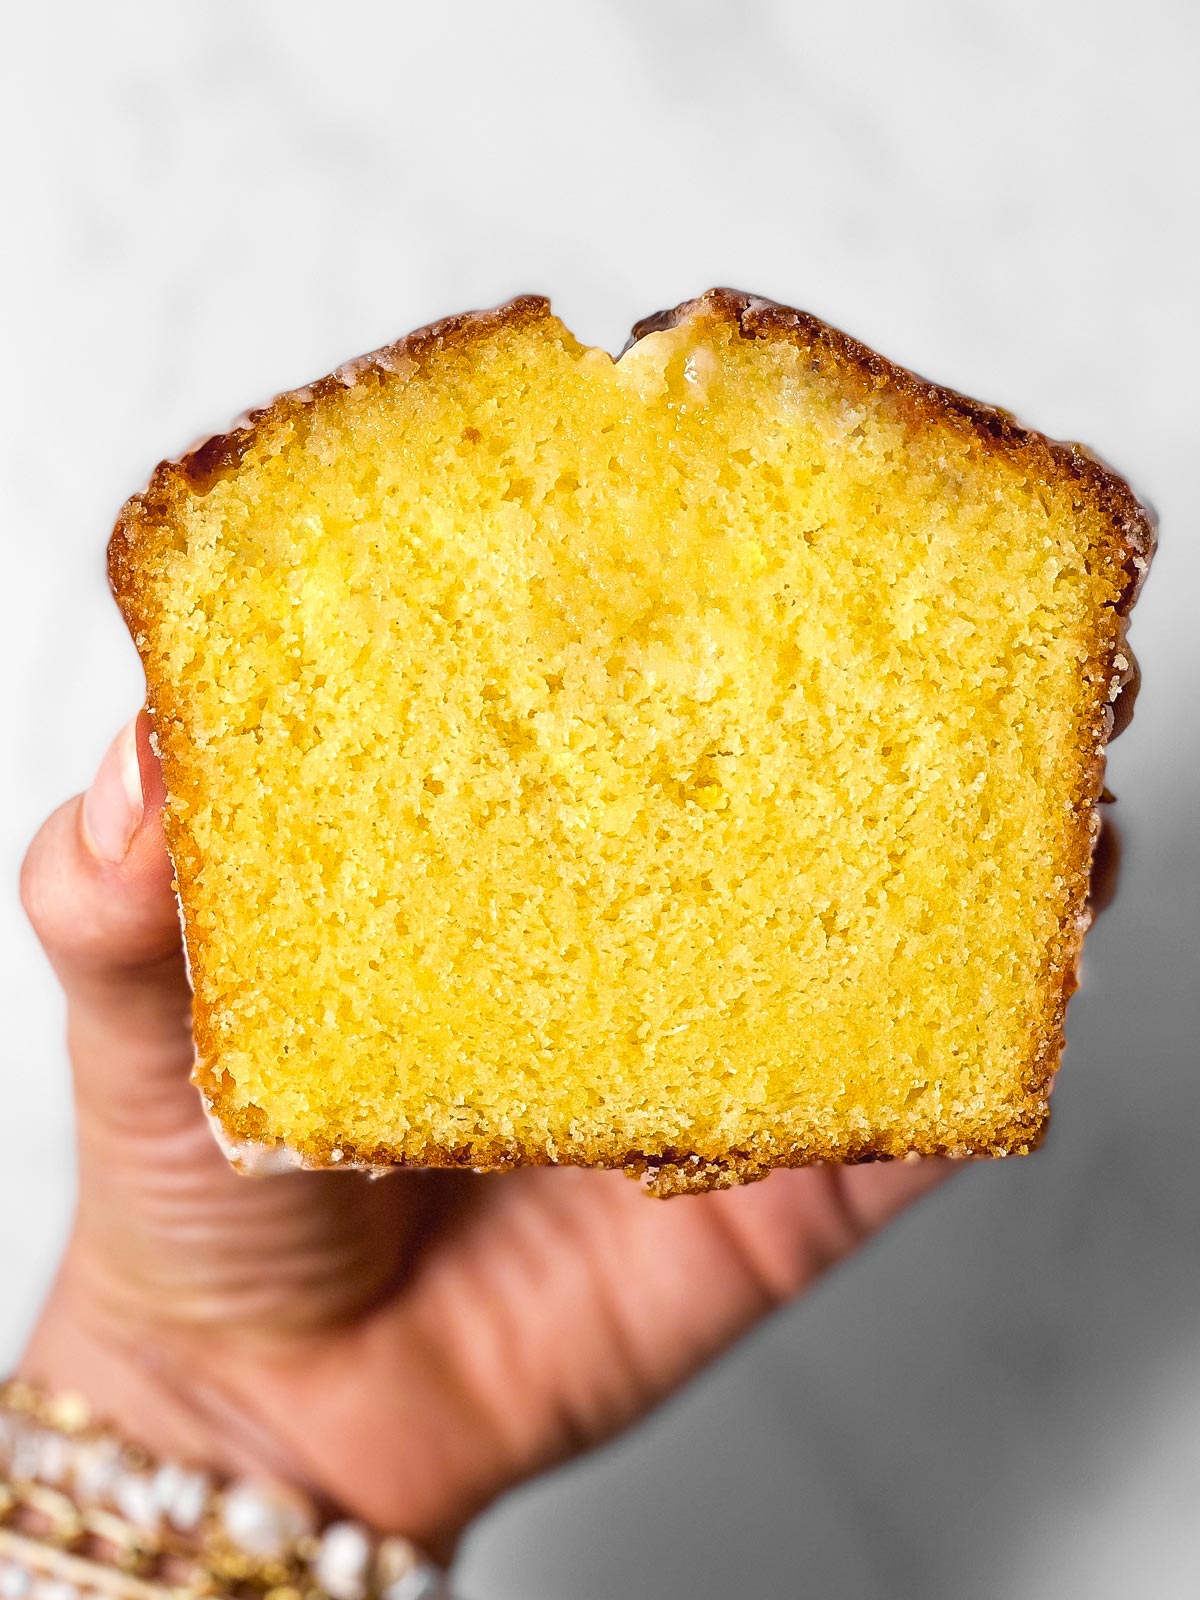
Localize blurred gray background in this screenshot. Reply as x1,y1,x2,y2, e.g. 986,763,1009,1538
1,1,1197,1594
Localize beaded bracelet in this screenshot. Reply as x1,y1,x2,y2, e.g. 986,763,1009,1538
0,1382,448,1600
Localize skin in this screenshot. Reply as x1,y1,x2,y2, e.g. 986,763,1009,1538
16,710,1122,1560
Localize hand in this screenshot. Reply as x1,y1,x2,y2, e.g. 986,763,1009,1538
19,714,954,1556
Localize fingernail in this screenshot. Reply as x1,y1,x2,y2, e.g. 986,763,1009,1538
82,719,145,864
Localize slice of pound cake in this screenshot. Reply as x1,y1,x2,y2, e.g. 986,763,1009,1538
109,290,1154,1193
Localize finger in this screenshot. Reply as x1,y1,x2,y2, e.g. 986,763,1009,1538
1089,813,1122,917
22,715,437,1333
701,1154,953,1307
1110,646,1140,738
398,1157,953,1486
20,712,195,1116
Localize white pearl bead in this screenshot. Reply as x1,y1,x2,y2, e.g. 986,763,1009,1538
114,1470,160,1530
221,1479,317,1559
315,1520,372,1600
34,1430,72,1486
8,1428,42,1482
0,1564,32,1600
72,1437,122,1504
375,1536,420,1588
154,1463,212,1533
31,1582,78,1600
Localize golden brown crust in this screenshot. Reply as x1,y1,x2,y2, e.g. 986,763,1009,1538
109,294,556,551
628,288,1155,607
203,1114,1035,1197
109,290,1157,1194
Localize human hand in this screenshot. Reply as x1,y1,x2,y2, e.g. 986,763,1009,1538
18,712,991,1556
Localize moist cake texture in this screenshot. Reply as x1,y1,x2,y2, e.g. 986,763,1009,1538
109,290,1154,1192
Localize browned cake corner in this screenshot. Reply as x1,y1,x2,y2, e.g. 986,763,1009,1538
109,289,1155,1195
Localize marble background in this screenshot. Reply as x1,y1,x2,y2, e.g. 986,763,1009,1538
2,1,1198,1594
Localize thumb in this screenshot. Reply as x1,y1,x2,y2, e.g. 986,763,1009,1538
20,712,195,1123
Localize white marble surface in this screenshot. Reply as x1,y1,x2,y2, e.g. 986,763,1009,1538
1,1,1198,1594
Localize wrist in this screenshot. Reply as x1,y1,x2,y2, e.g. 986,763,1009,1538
19,1254,316,1491
19,1253,475,1566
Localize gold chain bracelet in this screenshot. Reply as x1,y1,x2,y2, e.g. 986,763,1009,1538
0,1382,447,1600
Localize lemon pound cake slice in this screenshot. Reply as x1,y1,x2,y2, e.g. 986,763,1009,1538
109,290,1154,1193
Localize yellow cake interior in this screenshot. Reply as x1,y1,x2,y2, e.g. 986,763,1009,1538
133,307,1127,1170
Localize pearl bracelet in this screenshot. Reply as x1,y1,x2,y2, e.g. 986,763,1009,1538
0,1382,447,1600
